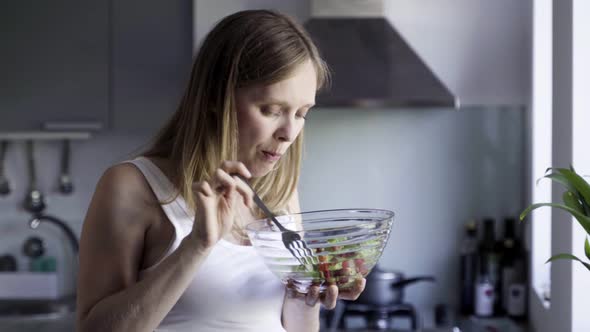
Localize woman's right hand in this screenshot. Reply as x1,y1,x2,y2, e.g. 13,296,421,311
189,161,254,252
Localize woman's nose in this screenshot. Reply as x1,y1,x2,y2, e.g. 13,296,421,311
274,117,298,142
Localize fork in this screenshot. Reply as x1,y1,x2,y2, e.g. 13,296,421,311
234,174,317,266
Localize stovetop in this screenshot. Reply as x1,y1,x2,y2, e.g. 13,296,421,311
321,328,459,332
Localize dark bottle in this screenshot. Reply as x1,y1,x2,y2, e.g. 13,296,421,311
500,217,517,314
475,218,500,316
459,219,478,315
501,217,527,319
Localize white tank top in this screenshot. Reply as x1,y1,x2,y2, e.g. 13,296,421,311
127,157,287,332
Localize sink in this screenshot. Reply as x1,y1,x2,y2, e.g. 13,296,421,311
0,297,76,332
0,296,75,319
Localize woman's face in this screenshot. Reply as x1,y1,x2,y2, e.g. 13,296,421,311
235,60,317,177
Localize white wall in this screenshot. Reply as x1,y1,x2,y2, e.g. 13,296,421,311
383,0,532,107
193,0,310,52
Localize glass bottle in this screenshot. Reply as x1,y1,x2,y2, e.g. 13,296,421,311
475,218,500,316
459,219,478,315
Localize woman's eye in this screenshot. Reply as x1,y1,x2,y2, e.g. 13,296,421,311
296,113,307,120
297,108,311,120
262,107,281,117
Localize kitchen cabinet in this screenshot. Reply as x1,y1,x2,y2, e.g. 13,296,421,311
194,0,309,46
111,0,193,133
0,1,109,132
0,1,193,134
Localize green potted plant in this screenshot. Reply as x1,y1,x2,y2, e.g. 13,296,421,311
520,166,590,271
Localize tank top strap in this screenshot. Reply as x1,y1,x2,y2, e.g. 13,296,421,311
124,157,178,203
124,156,194,243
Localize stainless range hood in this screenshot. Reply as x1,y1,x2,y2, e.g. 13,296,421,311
304,0,459,108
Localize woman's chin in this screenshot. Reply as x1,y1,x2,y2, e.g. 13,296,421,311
248,163,275,178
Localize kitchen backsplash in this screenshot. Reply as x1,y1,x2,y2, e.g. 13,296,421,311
299,105,526,326
0,132,152,296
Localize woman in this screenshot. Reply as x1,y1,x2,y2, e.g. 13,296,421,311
76,10,365,332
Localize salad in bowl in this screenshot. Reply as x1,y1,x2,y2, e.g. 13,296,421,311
246,208,394,293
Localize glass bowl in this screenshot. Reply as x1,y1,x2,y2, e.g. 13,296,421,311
246,208,394,293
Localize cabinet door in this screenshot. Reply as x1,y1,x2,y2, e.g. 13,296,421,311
111,0,193,134
0,1,109,131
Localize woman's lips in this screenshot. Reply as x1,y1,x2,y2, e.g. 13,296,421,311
261,151,281,162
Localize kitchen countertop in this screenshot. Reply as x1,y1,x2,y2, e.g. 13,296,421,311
0,296,76,332
0,313,527,332
0,312,75,332
321,315,528,332
323,329,458,332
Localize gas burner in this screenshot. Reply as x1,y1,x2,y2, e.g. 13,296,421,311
325,301,419,330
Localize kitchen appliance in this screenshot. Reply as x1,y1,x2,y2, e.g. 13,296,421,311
304,0,458,108
326,265,435,330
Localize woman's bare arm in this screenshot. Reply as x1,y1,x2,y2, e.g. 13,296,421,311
76,164,210,332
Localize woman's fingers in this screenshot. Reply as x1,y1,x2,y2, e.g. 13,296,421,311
286,280,366,310
210,168,254,209
211,161,254,208
320,284,339,309
220,160,252,180
232,175,254,209
336,278,366,301
317,278,366,309
192,180,214,197
305,285,320,306
214,161,252,188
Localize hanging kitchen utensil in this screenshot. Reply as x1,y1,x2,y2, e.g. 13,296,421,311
22,236,45,259
23,140,46,214
0,140,11,196
58,139,73,194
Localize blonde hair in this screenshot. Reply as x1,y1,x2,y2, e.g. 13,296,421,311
144,10,329,214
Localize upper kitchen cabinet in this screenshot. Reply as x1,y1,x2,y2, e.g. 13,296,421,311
0,1,109,131
111,0,193,133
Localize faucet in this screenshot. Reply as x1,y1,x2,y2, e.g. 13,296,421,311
29,214,79,253
27,213,79,308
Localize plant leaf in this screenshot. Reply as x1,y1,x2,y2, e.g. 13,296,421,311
563,191,585,214
538,170,589,213
586,237,590,261
552,168,590,213
520,202,590,234
539,172,576,193
546,253,590,271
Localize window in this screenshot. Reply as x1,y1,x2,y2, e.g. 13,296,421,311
531,0,552,307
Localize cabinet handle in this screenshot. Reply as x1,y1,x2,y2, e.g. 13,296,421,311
43,121,103,131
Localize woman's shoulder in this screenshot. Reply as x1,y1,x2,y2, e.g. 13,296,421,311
95,161,157,208
81,161,160,246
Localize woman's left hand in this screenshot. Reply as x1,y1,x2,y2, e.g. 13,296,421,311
286,278,366,310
